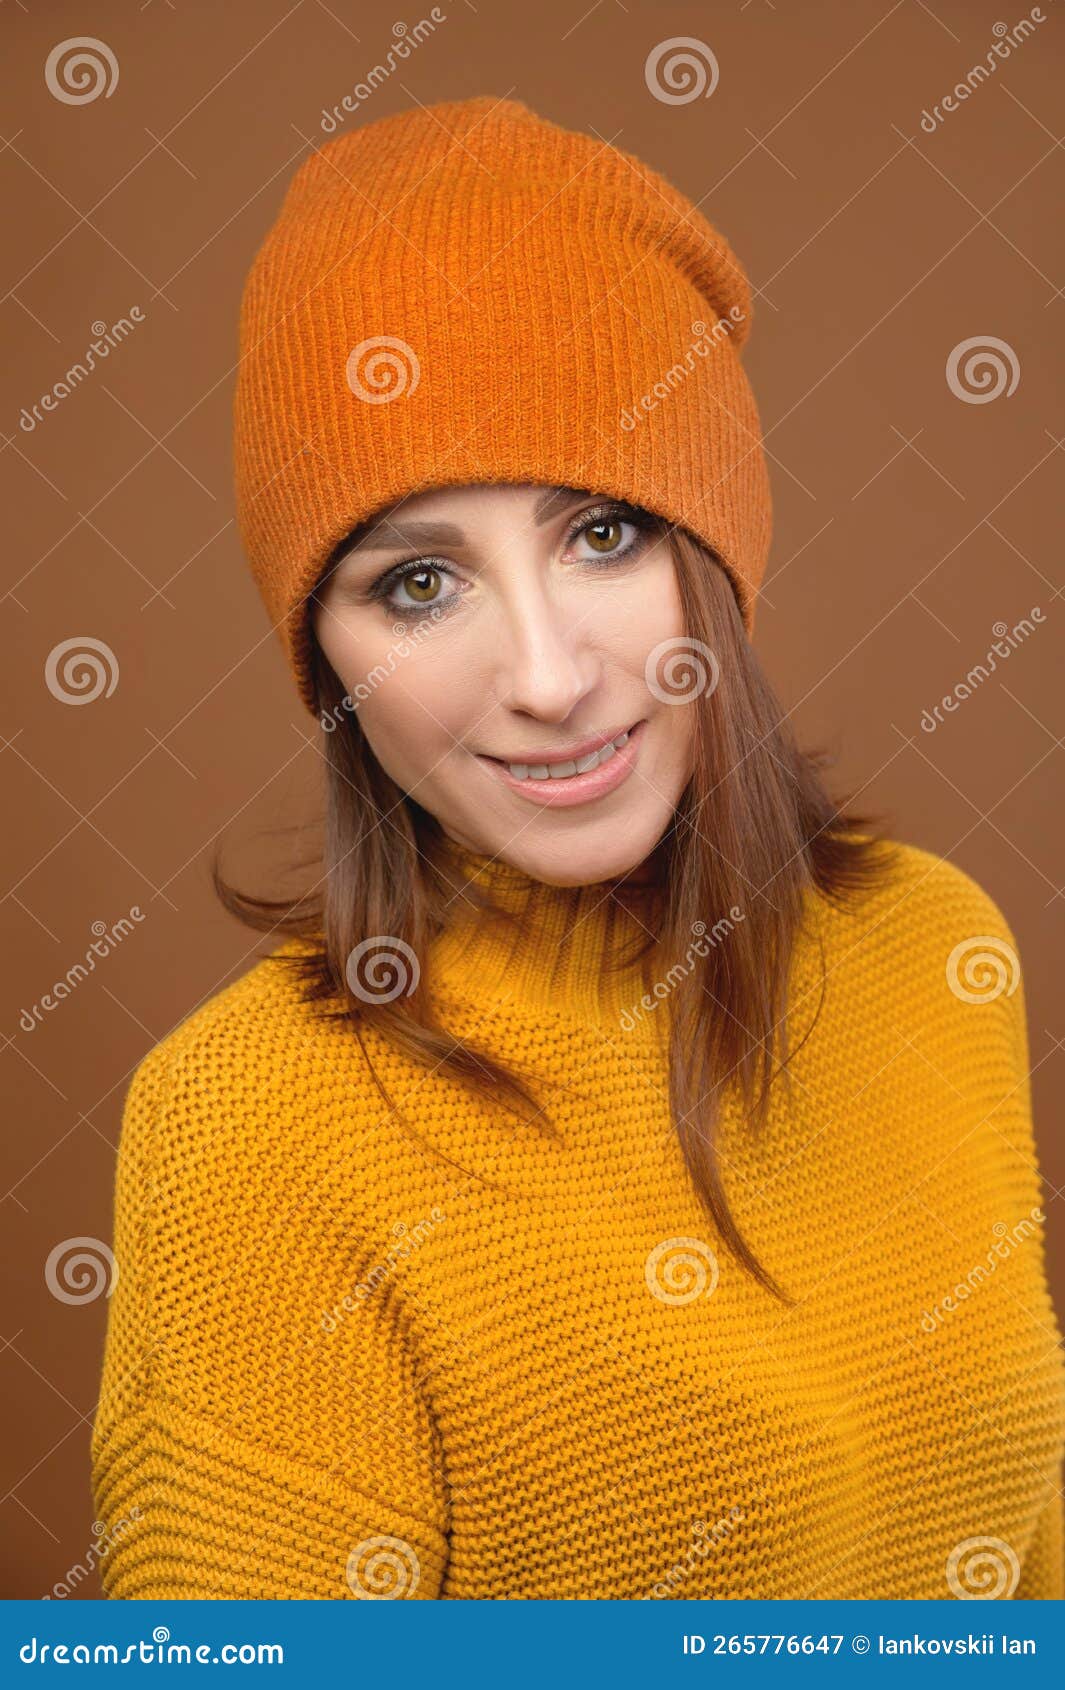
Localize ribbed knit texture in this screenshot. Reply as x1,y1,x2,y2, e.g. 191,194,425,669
232,95,773,715
91,838,1065,1598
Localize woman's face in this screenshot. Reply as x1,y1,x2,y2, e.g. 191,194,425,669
311,482,695,887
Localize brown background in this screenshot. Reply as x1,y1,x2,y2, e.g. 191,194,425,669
2,0,1062,1599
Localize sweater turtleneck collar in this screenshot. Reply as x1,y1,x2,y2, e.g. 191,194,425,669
425,830,667,1028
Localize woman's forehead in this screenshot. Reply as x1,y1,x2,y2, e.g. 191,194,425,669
372,481,591,520
346,482,600,551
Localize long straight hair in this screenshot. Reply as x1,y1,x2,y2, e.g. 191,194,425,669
213,520,901,1302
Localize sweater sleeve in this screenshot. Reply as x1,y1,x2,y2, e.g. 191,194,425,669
90,1041,450,1599
990,918,1065,1600
1015,1479,1065,1599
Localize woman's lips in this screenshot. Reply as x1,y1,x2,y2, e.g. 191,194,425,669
477,719,646,808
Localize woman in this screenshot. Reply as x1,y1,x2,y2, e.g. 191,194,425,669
91,95,1065,1600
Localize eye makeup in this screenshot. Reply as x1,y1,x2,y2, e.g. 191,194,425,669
356,499,659,620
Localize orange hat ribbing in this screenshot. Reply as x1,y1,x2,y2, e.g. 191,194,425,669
233,95,772,716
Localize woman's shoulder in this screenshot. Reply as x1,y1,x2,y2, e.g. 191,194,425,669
818,832,1023,967
105,933,417,1341
808,834,1030,1114
116,933,379,1170
130,932,323,1066
797,833,1028,1074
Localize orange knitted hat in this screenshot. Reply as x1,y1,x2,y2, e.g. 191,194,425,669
233,95,772,716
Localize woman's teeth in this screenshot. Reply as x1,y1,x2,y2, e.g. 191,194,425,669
506,728,631,782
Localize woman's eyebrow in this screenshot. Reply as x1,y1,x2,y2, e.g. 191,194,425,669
341,485,588,556
346,517,466,555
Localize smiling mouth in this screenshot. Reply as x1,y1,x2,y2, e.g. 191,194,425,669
481,720,643,783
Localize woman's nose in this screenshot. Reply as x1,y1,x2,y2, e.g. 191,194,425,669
494,577,599,721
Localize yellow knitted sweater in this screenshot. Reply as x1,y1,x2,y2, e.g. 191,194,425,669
91,837,1065,1599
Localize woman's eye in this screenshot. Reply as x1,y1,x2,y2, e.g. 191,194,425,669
571,515,645,561
373,508,649,615
583,520,625,554
397,566,440,603
382,563,457,614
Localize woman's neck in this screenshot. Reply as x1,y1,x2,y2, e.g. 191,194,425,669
426,830,667,1027
436,832,661,894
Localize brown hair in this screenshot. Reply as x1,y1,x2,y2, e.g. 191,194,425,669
213,518,902,1303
